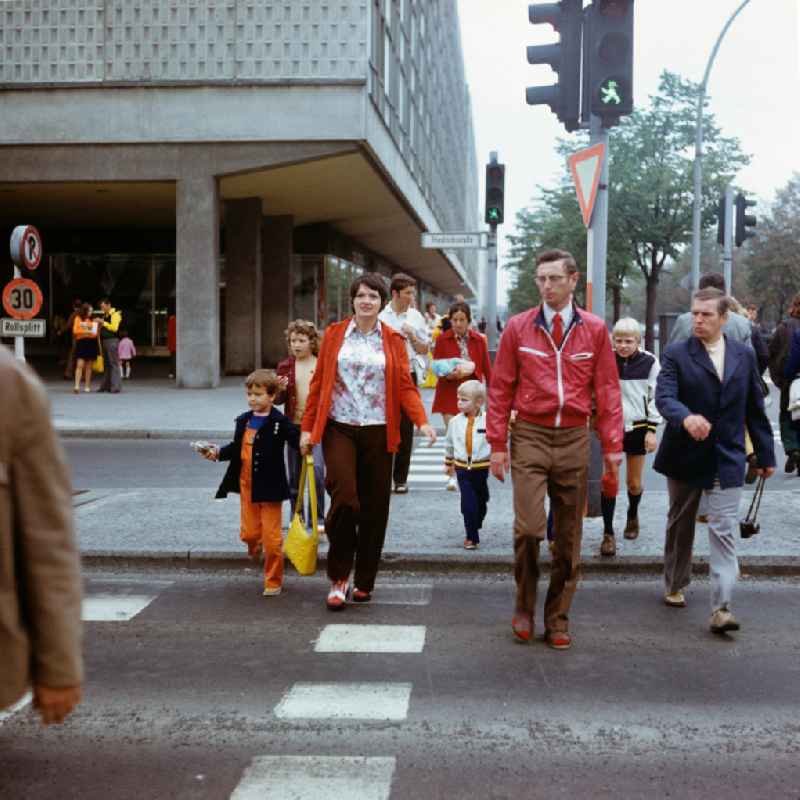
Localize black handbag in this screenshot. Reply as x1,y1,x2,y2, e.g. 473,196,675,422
740,475,765,538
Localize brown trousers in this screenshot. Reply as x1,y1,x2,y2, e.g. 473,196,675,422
510,419,590,633
322,421,393,591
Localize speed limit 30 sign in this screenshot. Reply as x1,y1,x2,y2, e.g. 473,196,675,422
3,278,43,320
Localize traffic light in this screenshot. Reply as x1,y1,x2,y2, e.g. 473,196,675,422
716,193,726,246
485,163,506,226
526,0,583,132
734,193,756,247
584,0,634,127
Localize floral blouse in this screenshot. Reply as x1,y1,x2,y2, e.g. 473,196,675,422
329,319,387,426
455,332,470,360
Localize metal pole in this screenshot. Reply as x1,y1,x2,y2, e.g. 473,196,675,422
690,0,752,293
486,150,499,353
722,185,734,290
586,115,609,322
13,265,25,362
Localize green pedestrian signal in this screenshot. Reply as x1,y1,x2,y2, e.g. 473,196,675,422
487,207,501,223
485,163,505,226
599,78,622,106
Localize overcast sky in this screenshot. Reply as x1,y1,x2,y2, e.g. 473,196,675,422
457,0,800,300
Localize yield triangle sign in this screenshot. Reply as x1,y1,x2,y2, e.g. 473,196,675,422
567,143,606,227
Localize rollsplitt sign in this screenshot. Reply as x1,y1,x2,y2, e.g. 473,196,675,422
1,318,46,337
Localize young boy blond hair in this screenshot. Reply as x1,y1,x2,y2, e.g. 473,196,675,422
444,380,491,550
199,369,300,595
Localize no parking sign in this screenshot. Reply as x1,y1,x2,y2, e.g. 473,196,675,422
10,225,42,270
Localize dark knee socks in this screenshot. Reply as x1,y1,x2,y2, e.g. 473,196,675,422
601,494,616,535
627,491,642,519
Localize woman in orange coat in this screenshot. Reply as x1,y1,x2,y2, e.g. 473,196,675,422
432,301,492,426
301,273,437,610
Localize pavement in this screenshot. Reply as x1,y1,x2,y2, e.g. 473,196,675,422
42,373,800,576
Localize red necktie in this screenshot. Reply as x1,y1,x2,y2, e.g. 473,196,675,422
551,313,563,347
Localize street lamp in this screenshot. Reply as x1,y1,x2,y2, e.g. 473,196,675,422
690,0,752,293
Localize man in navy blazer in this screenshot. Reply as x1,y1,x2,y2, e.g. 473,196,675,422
654,288,775,634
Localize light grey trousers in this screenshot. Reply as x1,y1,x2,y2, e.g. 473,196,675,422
664,478,741,611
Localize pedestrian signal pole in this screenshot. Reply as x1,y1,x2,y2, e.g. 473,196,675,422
586,116,609,322
722,185,734,292
485,152,505,354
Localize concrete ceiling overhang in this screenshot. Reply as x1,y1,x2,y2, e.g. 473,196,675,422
219,152,472,297
0,153,473,296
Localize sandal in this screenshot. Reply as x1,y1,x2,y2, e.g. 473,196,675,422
463,539,477,550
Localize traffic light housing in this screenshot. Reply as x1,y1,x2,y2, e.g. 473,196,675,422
526,0,583,132
485,163,506,226
584,0,634,127
716,194,726,246
734,193,756,247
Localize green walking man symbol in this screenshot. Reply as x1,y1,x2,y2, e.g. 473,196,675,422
600,79,622,106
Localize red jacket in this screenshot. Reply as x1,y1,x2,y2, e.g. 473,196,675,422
432,328,492,415
486,305,623,455
275,356,297,422
301,318,428,453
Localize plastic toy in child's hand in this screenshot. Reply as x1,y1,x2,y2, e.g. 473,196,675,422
191,440,218,460
431,358,475,378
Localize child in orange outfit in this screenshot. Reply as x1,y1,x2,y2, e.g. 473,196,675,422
200,369,300,596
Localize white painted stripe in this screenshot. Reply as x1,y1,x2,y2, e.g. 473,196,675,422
231,756,396,800
315,624,427,653
370,583,433,606
0,692,31,725
82,594,157,621
414,447,446,453
408,465,447,473
406,474,455,483
274,682,412,720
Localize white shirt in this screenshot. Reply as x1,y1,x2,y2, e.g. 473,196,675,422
542,302,574,336
703,335,726,381
379,304,429,379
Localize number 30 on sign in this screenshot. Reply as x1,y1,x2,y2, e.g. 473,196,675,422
2,278,44,320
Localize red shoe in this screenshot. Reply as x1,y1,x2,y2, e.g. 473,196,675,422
326,580,349,611
511,611,533,643
545,630,572,650
352,588,372,603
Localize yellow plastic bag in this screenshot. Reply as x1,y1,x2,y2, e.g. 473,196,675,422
284,454,319,575
92,353,104,374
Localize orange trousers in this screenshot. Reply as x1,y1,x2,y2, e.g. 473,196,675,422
240,428,284,590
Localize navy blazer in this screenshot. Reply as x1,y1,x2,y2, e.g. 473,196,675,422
654,335,775,489
215,408,300,503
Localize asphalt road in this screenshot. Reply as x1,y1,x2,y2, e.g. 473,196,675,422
3,569,800,799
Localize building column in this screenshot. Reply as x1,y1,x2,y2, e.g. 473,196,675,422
224,198,262,374
261,215,294,366
176,173,220,388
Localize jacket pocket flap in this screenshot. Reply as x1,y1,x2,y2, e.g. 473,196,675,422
519,346,549,357
569,352,594,361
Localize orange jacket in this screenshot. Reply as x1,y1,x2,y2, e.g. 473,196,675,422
301,318,428,452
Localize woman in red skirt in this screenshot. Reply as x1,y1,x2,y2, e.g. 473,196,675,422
432,302,492,489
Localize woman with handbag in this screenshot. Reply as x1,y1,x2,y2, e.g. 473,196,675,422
784,325,800,439
300,273,437,610
71,303,99,394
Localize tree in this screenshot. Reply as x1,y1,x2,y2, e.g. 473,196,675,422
507,71,749,351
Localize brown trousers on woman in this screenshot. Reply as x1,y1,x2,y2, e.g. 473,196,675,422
510,419,590,633
322,421,393,592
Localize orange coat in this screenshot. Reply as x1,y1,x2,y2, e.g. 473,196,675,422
301,318,428,452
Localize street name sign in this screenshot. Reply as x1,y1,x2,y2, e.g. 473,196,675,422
567,143,606,227
10,225,42,270
421,232,485,249
1,318,46,337
3,278,44,320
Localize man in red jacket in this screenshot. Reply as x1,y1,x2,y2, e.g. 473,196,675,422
487,249,623,650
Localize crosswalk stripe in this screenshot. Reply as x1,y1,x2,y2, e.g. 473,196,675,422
403,474,452,484
231,756,396,800
370,583,433,606
82,594,157,621
274,682,412,721
315,625,427,653
0,692,31,726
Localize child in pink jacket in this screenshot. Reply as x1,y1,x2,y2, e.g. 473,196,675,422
118,330,136,379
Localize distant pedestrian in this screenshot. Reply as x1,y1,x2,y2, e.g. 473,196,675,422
167,310,177,379
71,303,99,394
744,303,769,374
784,324,800,437
1,347,83,725
599,317,661,556
96,297,123,393
487,249,623,650
199,370,300,597
768,292,800,475
300,273,436,610
117,330,136,380
378,273,431,494
432,301,492,490
276,319,325,531
424,301,441,334
62,298,82,380
655,288,775,633
444,380,491,550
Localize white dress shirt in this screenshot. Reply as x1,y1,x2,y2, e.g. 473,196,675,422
379,303,429,380
542,302,574,336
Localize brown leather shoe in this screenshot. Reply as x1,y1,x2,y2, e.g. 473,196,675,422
623,517,639,540
511,612,533,643
545,630,572,650
600,534,616,556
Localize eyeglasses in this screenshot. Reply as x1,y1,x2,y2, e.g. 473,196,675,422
534,274,568,286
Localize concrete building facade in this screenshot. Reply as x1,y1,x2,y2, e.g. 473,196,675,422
0,0,480,386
